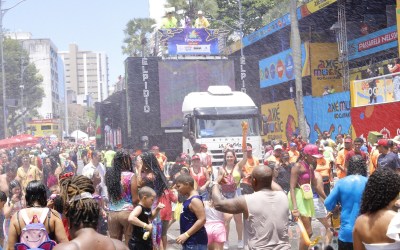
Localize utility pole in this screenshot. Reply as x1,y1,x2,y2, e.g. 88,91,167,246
239,0,246,93
0,0,7,138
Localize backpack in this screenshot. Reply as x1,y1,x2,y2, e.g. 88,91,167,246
14,208,56,250
220,167,237,194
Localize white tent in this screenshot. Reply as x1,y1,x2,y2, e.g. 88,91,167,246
70,130,89,141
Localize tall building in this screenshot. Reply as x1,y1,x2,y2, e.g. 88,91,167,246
58,44,109,106
6,32,66,123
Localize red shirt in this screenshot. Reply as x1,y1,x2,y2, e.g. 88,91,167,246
158,189,178,221
345,150,367,163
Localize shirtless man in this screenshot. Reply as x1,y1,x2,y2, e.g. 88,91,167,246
0,162,17,193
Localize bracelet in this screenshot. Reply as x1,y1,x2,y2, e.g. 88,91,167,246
184,232,190,238
143,223,147,229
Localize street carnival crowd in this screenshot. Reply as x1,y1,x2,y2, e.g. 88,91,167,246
0,123,399,250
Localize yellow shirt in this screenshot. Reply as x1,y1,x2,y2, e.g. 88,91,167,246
162,17,178,28
194,17,210,28
288,150,299,163
17,165,42,190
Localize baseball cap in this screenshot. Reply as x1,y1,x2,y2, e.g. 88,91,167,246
191,154,200,160
303,144,323,158
198,10,203,15
274,145,283,151
377,139,389,147
151,146,159,150
289,142,297,148
200,144,207,149
344,138,352,143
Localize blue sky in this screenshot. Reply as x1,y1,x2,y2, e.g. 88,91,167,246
4,0,150,85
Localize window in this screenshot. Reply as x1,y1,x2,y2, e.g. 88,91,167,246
41,125,51,130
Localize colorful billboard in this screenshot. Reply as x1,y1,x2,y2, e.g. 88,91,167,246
348,25,398,60
261,99,299,142
259,43,310,88
225,0,337,54
158,28,220,55
303,92,351,143
352,74,397,107
351,102,400,140
310,43,343,96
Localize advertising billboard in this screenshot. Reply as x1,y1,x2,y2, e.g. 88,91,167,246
348,25,398,60
261,99,299,142
303,92,351,143
351,101,400,139
259,43,310,88
158,28,220,55
310,43,343,96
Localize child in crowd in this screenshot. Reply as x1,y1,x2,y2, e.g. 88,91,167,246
204,187,226,250
128,186,165,250
175,174,208,249
158,183,178,250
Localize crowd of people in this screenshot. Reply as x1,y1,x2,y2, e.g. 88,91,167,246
0,125,399,250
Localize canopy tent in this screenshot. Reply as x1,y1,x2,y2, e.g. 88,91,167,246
0,134,40,149
70,130,89,141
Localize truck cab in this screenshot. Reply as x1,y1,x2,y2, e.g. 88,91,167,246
182,86,263,167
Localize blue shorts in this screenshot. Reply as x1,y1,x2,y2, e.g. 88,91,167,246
183,244,208,250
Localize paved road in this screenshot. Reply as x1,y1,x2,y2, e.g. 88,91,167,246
165,218,339,250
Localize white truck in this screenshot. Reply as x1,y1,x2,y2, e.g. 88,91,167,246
182,86,263,167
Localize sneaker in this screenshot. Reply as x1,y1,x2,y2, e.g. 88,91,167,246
237,240,244,249
223,242,229,250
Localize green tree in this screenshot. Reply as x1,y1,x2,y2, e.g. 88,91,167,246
165,0,218,24
0,38,44,136
122,18,156,57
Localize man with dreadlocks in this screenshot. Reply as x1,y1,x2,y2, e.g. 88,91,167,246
105,150,139,246
55,175,128,250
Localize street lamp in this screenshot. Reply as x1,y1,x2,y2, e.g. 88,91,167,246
1,0,27,138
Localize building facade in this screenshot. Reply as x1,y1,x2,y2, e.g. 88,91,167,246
59,44,109,106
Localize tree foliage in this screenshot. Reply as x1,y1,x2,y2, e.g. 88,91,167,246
165,0,218,24
0,38,44,136
122,18,156,57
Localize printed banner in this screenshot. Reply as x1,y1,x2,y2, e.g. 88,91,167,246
352,75,397,107
158,28,219,55
348,25,398,60
303,92,351,143
261,99,299,142
351,102,400,140
225,0,337,54
310,43,342,96
259,43,310,88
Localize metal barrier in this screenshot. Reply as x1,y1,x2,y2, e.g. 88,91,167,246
352,71,400,107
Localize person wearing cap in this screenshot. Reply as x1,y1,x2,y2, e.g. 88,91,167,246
377,139,400,172
161,11,178,29
288,142,299,163
189,154,210,200
325,154,368,249
289,144,326,250
266,144,283,165
241,143,260,195
263,144,273,163
194,10,210,28
151,146,167,171
335,137,353,179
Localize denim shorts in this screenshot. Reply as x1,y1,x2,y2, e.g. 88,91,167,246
183,244,208,250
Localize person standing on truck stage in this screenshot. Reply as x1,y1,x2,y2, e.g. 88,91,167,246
152,146,167,171
194,10,210,28
217,122,248,250
241,143,259,195
161,11,178,29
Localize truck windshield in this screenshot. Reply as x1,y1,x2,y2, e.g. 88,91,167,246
196,117,260,138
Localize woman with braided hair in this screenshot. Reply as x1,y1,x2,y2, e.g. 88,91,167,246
105,150,138,246
136,151,169,249
55,175,128,250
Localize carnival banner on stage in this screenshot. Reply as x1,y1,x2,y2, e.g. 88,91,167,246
261,99,299,142
259,43,310,88
351,102,400,140
303,92,351,143
158,28,220,55
310,43,342,96
348,25,398,60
